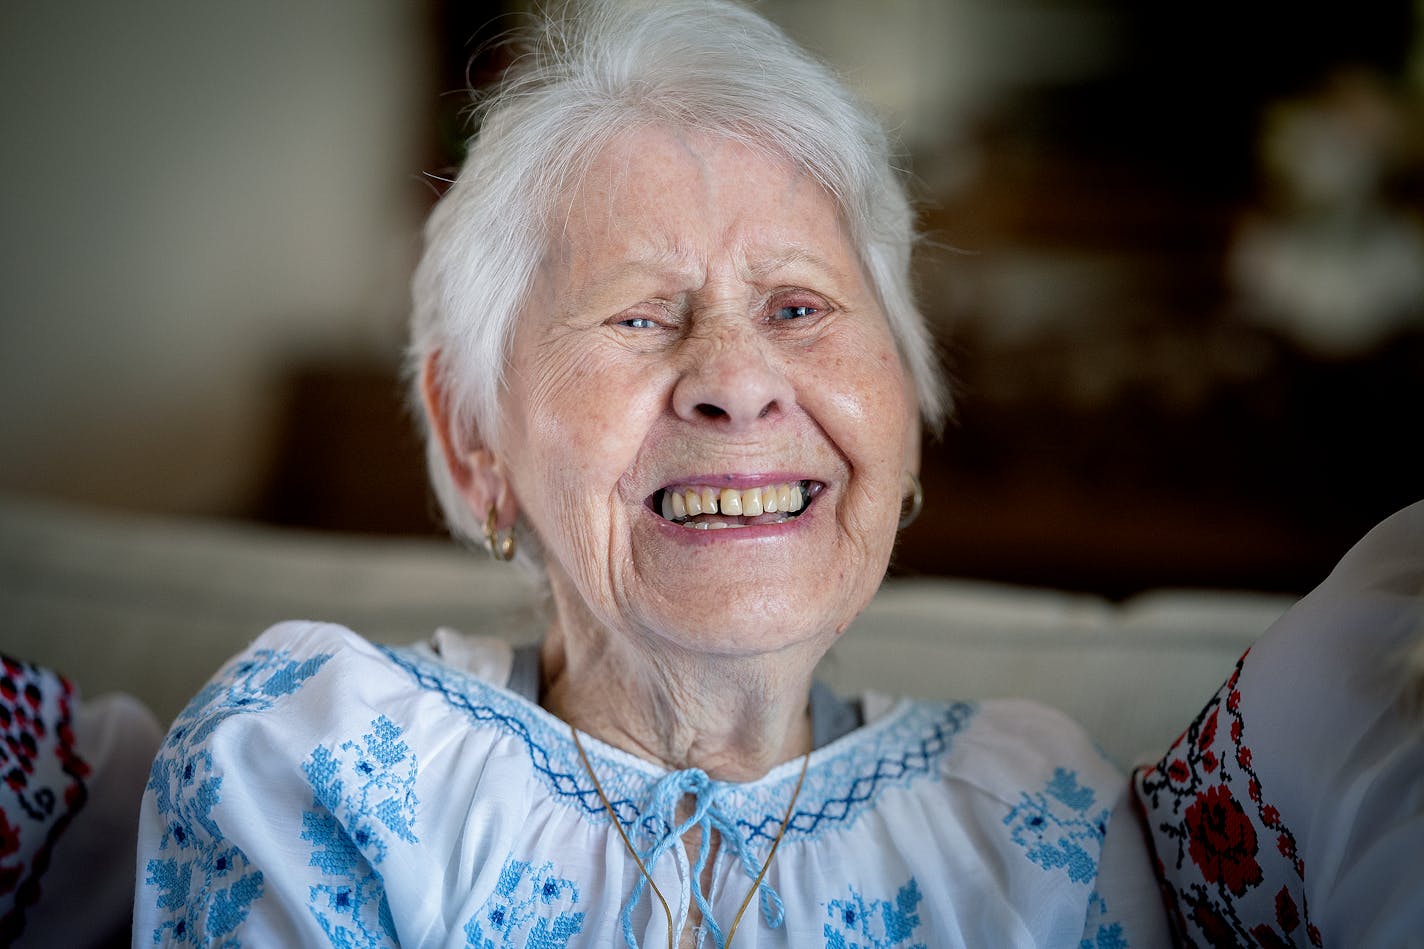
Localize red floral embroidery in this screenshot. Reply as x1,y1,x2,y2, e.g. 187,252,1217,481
1250,923,1294,948
1275,886,1300,932
1198,708,1218,750
1185,785,1263,896
1188,892,1237,944
1134,648,1319,948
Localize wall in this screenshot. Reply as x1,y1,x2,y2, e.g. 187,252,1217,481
0,0,428,516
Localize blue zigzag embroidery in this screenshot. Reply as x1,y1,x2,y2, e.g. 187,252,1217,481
1003,768,1111,885
143,646,333,945
823,877,926,949
766,704,974,845
300,714,420,947
463,857,585,948
380,645,976,847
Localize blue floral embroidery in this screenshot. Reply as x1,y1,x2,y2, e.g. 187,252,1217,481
1080,890,1130,949
1083,921,1128,949
463,857,585,949
144,750,264,946
1003,768,1111,885
143,646,331,944
172,648,334,750
300,714,419,947
823,878,926,949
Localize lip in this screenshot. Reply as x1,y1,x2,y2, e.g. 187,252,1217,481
654,472,815,491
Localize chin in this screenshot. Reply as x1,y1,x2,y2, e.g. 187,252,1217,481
633,588,850,660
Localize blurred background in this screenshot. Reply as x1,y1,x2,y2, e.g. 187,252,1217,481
2,0,1421,599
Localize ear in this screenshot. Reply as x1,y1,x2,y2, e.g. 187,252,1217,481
420,350,518,530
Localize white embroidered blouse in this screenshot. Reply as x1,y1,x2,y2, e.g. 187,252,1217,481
134,621,1168,948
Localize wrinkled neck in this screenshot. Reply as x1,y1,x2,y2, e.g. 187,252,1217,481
540,610,817,782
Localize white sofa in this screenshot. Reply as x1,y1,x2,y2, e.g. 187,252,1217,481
0,494,1299,769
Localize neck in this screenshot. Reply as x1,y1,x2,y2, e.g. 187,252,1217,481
539,605,819,783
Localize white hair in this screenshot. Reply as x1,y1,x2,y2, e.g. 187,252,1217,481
410,0,948,552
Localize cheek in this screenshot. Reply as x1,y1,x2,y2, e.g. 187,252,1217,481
815,341,915,470
510,347,661,509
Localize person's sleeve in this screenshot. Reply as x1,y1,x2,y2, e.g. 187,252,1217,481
133,621,400,947
1134,499,1424,948
963,699,1172,947
15,691,162,948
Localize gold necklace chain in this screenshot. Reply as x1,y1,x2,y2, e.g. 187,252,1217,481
570,725,811,949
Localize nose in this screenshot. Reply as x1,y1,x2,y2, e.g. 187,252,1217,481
671,327,794,430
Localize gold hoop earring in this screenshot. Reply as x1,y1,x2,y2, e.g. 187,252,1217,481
483,504,516,561
898,472,923,529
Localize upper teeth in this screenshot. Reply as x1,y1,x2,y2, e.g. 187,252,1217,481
659,481,806,523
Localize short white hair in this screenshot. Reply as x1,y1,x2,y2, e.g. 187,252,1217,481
410,0,948,551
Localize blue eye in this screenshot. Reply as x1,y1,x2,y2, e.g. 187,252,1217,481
775,305,818,320
619,317,657,329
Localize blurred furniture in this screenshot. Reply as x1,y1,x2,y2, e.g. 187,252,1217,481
0,494,1297,769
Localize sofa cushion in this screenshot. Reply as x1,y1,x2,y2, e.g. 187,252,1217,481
0,495,1291,766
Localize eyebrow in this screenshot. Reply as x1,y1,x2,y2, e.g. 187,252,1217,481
570,242,854,304
741,246,848,283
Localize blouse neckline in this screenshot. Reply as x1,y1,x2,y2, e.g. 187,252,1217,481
393,638,917,791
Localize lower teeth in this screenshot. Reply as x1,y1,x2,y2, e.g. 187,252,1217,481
680,515,791,530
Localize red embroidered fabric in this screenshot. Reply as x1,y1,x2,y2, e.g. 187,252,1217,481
0,655,90,944
1135,500,1424,948
1135,650,1322,947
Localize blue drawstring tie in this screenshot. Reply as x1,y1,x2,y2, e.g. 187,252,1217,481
618,768,788,949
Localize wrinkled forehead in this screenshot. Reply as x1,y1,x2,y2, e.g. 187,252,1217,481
541,125,862,286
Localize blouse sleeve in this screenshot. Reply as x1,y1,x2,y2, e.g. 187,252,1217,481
133,621,402,947
1133,500,1424,948
959,698,1172,947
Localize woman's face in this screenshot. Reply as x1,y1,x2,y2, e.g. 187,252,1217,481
497,126,918,657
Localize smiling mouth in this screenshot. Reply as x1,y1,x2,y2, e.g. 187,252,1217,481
651,480,824,530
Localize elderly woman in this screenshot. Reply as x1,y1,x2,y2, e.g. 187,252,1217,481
133,3,1174,946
